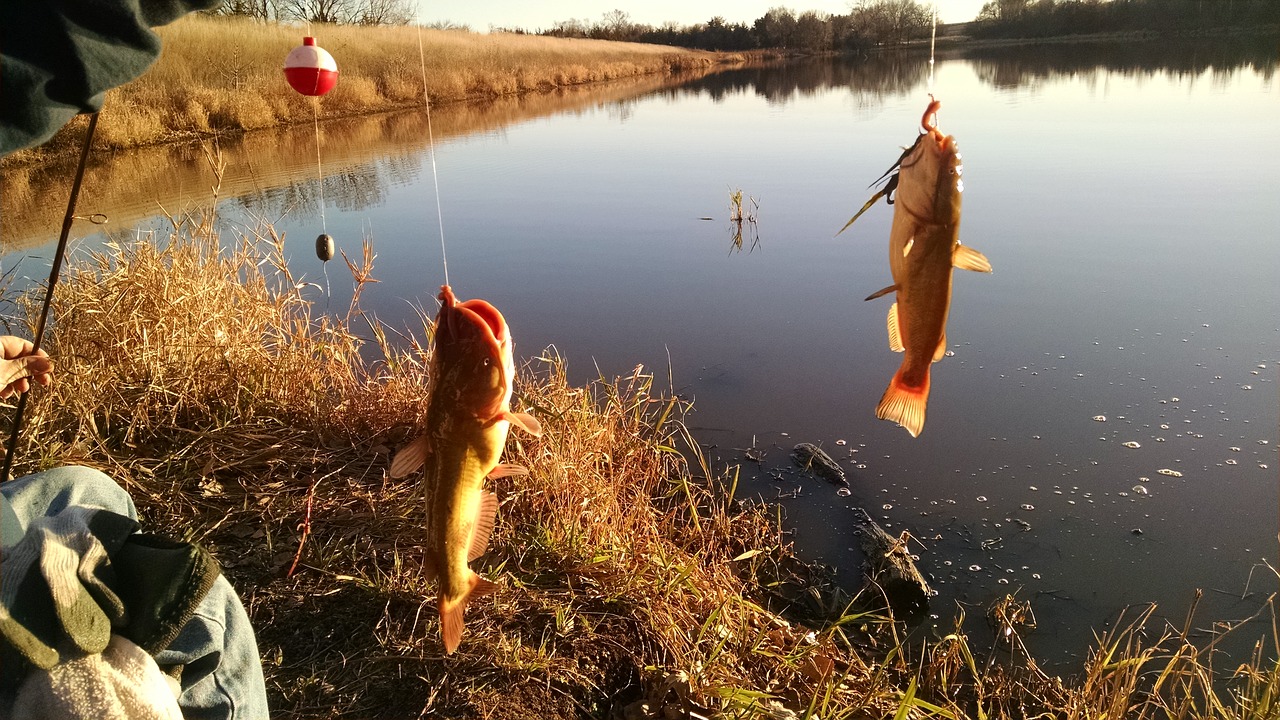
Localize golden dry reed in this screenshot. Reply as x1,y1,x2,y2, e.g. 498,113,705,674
4,187,1278,716
5,14,723,162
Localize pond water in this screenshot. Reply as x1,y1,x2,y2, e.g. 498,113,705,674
3,38,1278,666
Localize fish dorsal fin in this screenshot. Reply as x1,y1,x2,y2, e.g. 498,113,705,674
389,434,430,478
887,303,905,353
933,334,948,362
488,463,530,479
864,284,898,302
468,491,498,562
502,411,542,437
953,244,992,273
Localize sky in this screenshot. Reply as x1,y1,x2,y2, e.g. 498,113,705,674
418,0,988,33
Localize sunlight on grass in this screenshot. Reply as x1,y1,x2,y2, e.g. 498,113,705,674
2,171,1276,716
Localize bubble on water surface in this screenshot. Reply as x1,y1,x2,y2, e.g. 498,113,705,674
1158,469,1183,477
1021,504,1035,511
836,487,851,497
976,496,988,503
1230,447,1241,452
882,504,893,510
835,439,847,446
1093,415,1107,422
1225,459,1238,466
1132,485,1149,494
969,565,982,572
1123,441,1141,449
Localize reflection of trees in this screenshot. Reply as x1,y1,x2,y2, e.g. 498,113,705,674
663,53,930,106
962,37,1277,90
1,69,713,251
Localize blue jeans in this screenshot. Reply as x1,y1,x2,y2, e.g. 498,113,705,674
0,466,270,720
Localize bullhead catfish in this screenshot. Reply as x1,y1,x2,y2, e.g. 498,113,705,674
842,99,992,437
390,285,542,654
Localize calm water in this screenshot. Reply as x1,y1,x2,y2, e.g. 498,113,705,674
4,40,1278,664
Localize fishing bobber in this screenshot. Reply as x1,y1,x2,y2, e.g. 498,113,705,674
284,37,339,96
316,233,335,262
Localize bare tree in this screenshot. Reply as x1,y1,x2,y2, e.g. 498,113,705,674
354,0,416,25
277,0,354,24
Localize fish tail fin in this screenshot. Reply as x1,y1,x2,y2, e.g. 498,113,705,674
876,365,930,438
439,573,499,654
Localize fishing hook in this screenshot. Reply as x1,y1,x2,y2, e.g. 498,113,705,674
1,112,100,482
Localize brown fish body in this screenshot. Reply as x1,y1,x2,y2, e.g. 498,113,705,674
391,285,541,654
853,100,991,437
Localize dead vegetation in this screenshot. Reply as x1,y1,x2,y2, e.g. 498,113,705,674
3,192,1278,718
2,14,729,165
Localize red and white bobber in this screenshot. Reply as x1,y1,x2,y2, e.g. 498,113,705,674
283,36,339,96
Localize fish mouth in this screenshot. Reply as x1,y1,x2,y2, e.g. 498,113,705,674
437,285,509,348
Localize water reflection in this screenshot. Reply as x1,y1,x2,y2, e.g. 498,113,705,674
958,36,1278,89
661,52,931,105
1,67,719,252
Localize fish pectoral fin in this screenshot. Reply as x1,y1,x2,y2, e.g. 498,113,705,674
953,244,993,273
439,573,500,655
389,434,430,478
887,303,905,353
468,491,499,562
933,334,948,363
503,411,542,437
864,284,899,302
488,463,530,479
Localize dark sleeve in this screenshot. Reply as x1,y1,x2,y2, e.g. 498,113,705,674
0,0,223,157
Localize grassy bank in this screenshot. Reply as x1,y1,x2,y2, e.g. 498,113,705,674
4,195,1279,717
4,14,727,164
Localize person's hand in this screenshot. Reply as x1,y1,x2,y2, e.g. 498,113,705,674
0,336,53,399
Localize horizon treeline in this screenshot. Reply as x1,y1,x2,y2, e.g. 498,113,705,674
533,0,1279,52
972,0,1280,38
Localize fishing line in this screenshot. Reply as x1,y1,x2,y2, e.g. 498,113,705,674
417,26,450,288
1,112,99,482
311,97,332,307
927,0,939,94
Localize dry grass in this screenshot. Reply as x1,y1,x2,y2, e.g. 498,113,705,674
4,15,725,163
3,183,1279,717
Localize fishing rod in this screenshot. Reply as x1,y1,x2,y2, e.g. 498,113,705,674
1,112,100,483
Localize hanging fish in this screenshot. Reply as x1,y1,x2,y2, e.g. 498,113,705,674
843,98,992,437
389,285,542,654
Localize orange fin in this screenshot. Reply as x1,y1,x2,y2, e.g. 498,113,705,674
864,283,898,302
390,434,429,478
886,303,904,353
876,366,930,438
953,244,992,273
503,411,542,437
488,463,529,479
933,333,948,362
468,491,498,562
439,573,499,654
